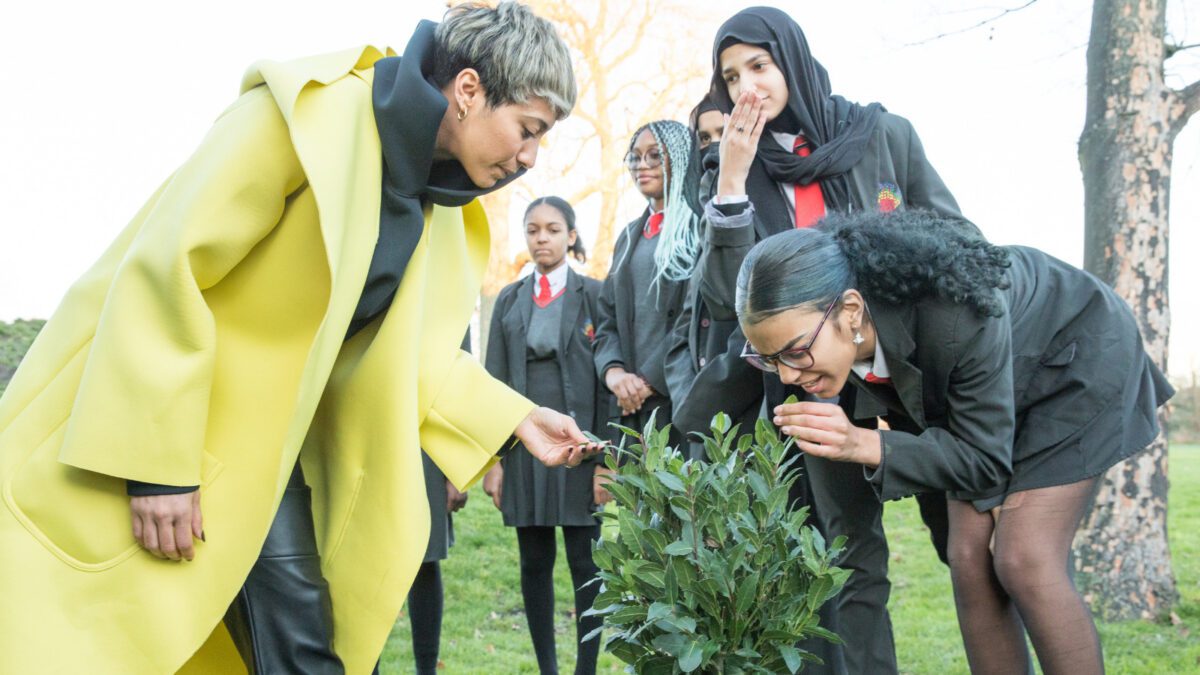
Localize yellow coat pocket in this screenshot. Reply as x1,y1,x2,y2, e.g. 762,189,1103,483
6,429,224,571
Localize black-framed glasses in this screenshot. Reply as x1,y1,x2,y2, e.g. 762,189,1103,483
625,148,664,171
740,299,839,373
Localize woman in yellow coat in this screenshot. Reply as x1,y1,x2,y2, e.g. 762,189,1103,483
0,3,590,673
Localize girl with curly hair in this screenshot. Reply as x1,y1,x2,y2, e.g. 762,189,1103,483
592,120,702,440
685,8,983,672
736,209,1173,675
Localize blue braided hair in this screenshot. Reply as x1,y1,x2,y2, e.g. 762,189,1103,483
618,120,703,286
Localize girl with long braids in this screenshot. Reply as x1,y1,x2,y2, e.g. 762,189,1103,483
483,196,611,675
691,8,982,673
593,120,702,439
736,209,1172,675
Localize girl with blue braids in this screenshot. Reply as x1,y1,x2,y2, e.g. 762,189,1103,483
592,120,702,441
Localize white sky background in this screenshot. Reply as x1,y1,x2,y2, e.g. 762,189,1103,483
0,1,1197,376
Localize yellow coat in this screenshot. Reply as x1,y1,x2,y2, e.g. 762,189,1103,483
0,46,534,674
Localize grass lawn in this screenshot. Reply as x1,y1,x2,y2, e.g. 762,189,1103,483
380,445,1200,673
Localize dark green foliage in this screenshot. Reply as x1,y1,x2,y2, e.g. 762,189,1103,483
0,319,45,397
585,407,849,674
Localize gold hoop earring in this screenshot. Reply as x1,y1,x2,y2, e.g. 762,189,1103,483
457,108,467,121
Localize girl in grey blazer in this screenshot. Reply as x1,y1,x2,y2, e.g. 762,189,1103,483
482,197,610,675
736,209,1172,675
593,121,703,444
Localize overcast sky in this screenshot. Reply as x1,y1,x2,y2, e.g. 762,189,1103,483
1,1,1197,376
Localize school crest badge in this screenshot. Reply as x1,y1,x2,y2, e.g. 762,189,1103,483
877,182,902,212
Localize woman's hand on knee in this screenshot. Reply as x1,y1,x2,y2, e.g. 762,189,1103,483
130,490,203,562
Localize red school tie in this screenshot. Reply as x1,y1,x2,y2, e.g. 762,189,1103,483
793,137,825,229
864,372,891,385
643,212,664,239
534,274,554,308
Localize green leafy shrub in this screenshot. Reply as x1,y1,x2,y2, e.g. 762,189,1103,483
585,410,849,674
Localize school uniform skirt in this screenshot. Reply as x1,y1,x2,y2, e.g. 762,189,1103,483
500,358,599,527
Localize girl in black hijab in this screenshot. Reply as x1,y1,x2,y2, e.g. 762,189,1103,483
693,7,979,675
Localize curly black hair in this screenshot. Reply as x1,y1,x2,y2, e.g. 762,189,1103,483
736,209,1010,324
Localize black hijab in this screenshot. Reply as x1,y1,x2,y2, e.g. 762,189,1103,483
347,20,525,338
710,7,883,211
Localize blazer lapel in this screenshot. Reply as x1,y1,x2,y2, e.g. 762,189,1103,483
850,374,889,420
615,215,645,364
517,274,535,328
509,275,535,393
870,303,927,428
560,269,584,357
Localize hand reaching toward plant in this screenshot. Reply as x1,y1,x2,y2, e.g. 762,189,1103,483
515,407,604,468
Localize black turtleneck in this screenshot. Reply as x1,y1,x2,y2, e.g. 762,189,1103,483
348,19,525,340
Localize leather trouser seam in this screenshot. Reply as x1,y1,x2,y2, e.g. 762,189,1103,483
238,586,264,675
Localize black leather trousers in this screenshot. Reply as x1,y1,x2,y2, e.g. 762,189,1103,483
223,463,345,675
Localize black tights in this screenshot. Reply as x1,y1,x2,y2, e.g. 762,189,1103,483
516,525,602,675
407,561,444,675
947,478,1103,675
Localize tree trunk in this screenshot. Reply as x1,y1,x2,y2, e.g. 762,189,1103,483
1074,0,1195,621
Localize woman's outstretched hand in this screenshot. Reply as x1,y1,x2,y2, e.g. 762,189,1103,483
772,401,882,467
717,89,768,198
515,407,605,468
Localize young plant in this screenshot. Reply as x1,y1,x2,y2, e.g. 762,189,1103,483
584,409,849,674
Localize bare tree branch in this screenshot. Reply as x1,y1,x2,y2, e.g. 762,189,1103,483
904,0,1039,47
601,0,653,72
1177,79,1200,128
1166,42,1200,59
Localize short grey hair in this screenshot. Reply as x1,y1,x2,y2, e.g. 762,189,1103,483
433,2,577,120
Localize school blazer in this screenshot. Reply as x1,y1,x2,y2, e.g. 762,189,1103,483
592,211,688,397
855,246,1172,503
486,268,610,439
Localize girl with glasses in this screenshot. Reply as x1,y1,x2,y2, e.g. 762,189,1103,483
593,120,702,443
736,209,1172,675
689,8,983,673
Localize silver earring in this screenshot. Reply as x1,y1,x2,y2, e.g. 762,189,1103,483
853,331,864,345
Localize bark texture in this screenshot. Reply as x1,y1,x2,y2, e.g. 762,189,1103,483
1075,0,1197,621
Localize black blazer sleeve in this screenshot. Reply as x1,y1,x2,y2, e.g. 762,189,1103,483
696,199,759,322
592,229,629,380
485,288,512,385
872,306,1014,501
664,281,699,406
581,277,617,457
